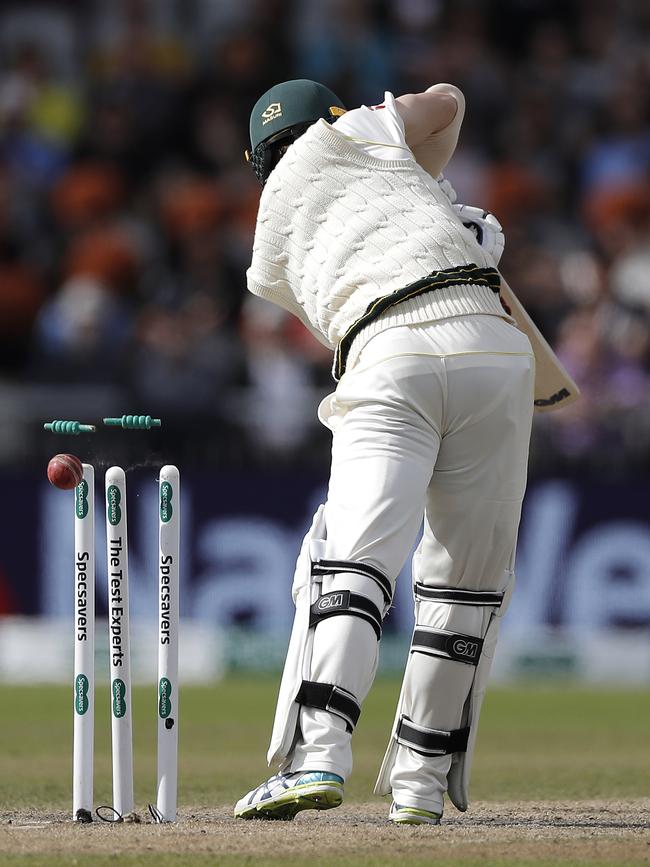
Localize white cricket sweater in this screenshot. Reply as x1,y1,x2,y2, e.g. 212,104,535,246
247,117,508,376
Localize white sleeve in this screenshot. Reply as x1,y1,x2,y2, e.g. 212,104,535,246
332,92,412,161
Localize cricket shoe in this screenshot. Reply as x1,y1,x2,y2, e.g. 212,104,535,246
234,771,344,821
388,802,442,825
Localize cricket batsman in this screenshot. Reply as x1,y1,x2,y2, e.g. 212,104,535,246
234,78,568,825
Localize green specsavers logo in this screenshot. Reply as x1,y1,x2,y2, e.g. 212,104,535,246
75,674,89,715
112,678,127,718
160,481,173,523
75,480,89,519
158,677,172,719
106,485,121,526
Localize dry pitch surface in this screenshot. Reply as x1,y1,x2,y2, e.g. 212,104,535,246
2,801,649,866
2,681,649,865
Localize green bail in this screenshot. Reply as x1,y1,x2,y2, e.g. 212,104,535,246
44,420,96,434
103,415,162,430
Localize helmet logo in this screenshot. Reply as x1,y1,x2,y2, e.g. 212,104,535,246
261,102,282,125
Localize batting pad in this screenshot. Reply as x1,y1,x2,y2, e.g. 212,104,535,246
267,506,392,769
447,576,513,811
375,569,514,813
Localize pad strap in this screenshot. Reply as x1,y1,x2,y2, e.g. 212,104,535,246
412,627,483,666
414,583,504,607
313,559,392,609
310,590,383,641
296,680,361,733
395,716,469,757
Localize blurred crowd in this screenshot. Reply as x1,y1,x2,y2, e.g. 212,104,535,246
0,0,649,472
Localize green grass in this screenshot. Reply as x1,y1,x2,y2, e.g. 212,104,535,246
2,680,649,866
2,678,649,811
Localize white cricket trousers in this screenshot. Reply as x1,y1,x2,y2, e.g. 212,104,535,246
288,314,535,811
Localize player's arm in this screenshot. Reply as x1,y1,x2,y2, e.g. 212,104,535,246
395,83,465,177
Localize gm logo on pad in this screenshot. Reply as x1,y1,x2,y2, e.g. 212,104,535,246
317,592,346,611
452,638,479,659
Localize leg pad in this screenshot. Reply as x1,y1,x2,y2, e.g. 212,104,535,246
267,502,392,768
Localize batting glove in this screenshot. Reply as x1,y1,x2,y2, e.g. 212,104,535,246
453,204,505,266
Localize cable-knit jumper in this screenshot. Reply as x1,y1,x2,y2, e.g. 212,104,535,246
247,118,508,372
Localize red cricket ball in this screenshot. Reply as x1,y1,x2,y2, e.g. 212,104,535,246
47,454,84,490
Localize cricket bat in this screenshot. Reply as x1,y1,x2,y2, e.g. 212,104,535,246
500,277,580,413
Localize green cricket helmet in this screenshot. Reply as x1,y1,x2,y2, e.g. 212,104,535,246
245,79,346,186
